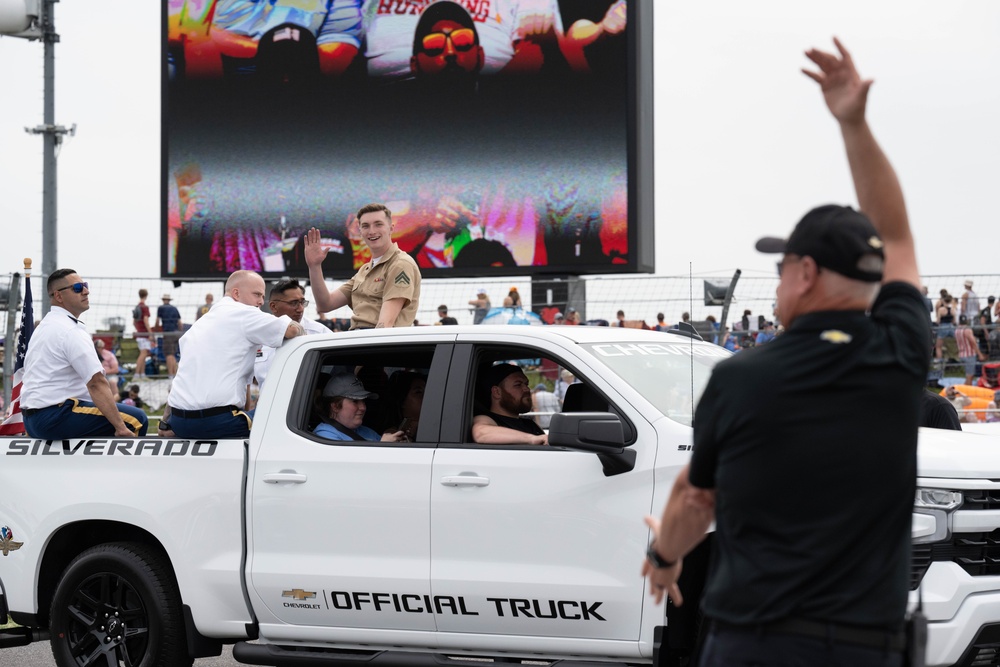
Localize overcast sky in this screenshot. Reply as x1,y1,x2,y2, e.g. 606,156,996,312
1,0,998,282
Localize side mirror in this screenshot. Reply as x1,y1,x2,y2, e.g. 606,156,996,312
548,412,635,476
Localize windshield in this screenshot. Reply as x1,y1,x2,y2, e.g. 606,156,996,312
583,340,730,426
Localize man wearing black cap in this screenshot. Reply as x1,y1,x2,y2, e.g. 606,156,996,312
472,363,547,445
643,39,930,666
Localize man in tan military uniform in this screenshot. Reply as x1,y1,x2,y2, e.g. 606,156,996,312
306,203,421,329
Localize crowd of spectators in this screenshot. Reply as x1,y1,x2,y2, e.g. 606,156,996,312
51,279,998,429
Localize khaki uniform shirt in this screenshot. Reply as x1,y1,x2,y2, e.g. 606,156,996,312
338,243,421,329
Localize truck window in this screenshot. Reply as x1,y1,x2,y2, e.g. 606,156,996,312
582,341,730,426
464,346,628,445
298,345,442,444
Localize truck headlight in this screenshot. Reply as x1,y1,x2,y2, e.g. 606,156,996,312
914,489,963,511
912,488,962,545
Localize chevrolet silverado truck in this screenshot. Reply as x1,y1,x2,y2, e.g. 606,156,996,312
0,325,996,667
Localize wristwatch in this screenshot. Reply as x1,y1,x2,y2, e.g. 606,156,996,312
646,542,676,569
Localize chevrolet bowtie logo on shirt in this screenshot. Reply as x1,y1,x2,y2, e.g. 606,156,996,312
395,271,411,286
820,330,853,344
282,589,317,601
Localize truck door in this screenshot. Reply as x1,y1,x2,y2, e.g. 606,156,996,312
428,342,655,642
247,341,451,634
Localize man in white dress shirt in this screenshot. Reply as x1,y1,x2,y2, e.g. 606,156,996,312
21,269,148,439
168,270,304,439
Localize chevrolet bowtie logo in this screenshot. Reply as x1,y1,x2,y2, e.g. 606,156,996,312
282,589,317,601
820,330,853,344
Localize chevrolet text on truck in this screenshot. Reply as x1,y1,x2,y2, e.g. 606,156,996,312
0,326,997,667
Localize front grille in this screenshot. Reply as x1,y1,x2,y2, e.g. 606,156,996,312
911,489,1000,589
968,647,1000,667
911,545,933,590
911,529,1000,589
964,491,1000,511
955,623,1000,667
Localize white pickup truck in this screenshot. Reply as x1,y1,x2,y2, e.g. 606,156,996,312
0,325,997,667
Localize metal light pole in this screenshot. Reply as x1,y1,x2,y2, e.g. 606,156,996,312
3,0,72,316
25,0,73,315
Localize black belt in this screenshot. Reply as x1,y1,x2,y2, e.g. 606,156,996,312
22,402,64,416
712,618,905,652
169,405,238,419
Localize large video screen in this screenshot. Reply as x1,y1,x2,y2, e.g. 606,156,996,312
164,0,652,279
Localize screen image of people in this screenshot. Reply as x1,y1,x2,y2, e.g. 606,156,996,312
165,0,632,278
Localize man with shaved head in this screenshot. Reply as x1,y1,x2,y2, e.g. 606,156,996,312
167,270,305,438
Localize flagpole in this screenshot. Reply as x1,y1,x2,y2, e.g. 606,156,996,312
0,259,34,435
1,259,30,419
2,273,20,414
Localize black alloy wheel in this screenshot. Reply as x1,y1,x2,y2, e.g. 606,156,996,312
49,542,190,667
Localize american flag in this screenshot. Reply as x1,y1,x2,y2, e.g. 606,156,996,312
0,277,34,436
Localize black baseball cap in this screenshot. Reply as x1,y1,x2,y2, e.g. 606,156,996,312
755,205,884,283
477,363,524,406
256,23,320,83
413,1,477,53
484,363,523,389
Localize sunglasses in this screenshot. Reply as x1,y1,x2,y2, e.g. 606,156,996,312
55,282,89,294
776,255,807,278
421,28,476,56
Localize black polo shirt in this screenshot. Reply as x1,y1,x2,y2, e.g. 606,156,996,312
689,282,930,629
919,391,962,430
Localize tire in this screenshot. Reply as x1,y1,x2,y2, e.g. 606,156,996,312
49,542,191,667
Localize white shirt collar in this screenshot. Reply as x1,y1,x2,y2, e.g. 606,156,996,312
50,304,83,324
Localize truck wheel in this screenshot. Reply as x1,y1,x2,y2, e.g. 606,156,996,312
49,542,191,667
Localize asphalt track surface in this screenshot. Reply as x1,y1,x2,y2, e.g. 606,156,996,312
0,641,242,666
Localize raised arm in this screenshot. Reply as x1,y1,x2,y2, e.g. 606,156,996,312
561,0,626,72
304,227,350,312
803,38,919,288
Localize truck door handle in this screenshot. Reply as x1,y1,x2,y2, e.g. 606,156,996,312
440,475,490,487
262,472,308,484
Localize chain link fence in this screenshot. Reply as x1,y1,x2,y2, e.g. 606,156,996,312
3,272,999,413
